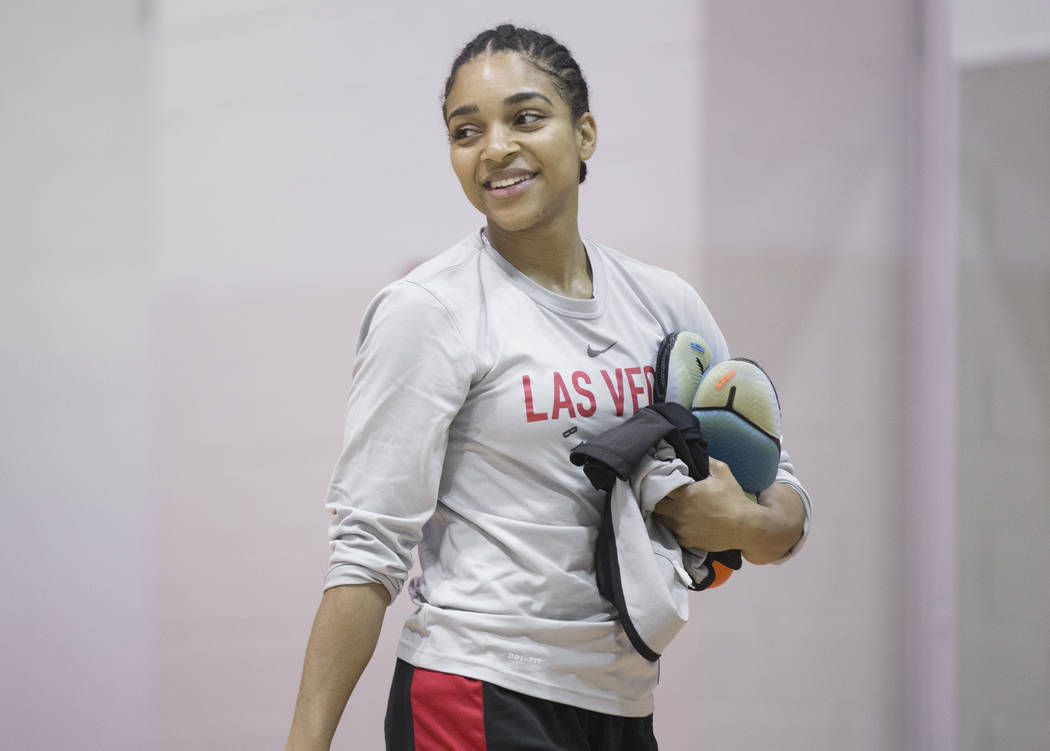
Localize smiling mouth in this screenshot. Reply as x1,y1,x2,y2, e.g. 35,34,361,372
484,173,537,190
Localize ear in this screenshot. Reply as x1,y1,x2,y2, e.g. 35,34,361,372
576,112,597,161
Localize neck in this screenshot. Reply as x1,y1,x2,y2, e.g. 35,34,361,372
484,214,593,299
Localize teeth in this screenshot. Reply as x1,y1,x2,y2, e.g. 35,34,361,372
489,174,532,189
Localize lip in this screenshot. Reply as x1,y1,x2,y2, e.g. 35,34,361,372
482,168,538,196
486,174,536,199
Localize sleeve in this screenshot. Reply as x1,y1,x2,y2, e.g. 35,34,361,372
323,281,475,599
631,440,693,516
673,275,731,368
768,445,812,563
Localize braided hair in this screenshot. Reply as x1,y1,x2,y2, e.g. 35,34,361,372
443,24,592,183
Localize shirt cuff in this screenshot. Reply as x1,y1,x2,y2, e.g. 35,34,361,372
768,471,812,563
323,562,401,601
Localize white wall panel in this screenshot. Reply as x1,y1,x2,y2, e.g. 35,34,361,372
685,1,926,749
148,2,708,749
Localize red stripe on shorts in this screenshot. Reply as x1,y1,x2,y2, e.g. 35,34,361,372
410,666,487,751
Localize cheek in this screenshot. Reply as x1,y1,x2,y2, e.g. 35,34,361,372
450,151,476,191
450,150,486,210
536,130,580,183
450,149,468,181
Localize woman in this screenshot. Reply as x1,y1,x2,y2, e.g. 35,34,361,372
286,24,809,751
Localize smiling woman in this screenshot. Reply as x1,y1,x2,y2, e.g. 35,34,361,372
285,23,811,751
444,52,596,268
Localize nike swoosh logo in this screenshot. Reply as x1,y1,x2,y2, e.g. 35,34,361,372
587,341,617,357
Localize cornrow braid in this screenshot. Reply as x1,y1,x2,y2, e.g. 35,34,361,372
443,24,592,183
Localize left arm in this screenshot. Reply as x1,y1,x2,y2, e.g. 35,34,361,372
652,458,806,564
658,280,809,563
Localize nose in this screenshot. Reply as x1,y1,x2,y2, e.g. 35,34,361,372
480,122,519,164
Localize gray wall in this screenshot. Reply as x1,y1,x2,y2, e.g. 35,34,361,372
957,58,1050,751
1,1,1046,749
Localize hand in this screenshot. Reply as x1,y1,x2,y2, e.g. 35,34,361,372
652,458,757,552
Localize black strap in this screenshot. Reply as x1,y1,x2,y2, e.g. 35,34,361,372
569,407,689,491
594,495,661,662
570,403,714,661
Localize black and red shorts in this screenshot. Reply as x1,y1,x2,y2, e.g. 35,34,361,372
384,659,658,751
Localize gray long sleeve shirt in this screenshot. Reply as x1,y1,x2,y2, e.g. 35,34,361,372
324,230,811,716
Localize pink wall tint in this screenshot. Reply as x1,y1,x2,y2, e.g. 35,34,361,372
5,1,1047,750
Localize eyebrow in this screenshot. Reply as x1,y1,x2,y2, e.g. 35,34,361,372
445,91,555,125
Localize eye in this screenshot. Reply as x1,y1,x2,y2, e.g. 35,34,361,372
514,110,545,127
449,124,481,142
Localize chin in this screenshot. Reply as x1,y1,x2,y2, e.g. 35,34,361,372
480,201,536,229
486,211,546,234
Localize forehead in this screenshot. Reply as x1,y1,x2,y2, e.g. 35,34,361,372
446,52,564,112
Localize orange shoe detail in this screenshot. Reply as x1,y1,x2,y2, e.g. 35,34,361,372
714,370,735,390
706,561,735,589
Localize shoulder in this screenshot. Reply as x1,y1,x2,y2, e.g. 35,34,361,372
355,233,485,373
360,233,484,332
401,231,486,287
588,238,730,360
589,239,699,302
588,238,711,318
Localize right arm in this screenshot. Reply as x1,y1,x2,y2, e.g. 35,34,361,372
285,583,391,751
287,281,474,748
